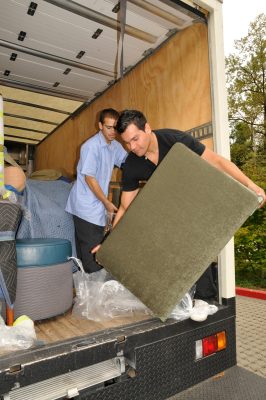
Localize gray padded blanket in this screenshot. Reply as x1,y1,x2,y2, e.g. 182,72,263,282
17,179,76,256
0,201,22,306
98,143,259,320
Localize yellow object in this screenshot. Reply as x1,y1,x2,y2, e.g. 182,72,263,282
13,315,33,327
2,190,11,199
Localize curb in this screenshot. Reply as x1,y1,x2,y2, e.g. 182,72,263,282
236,287,266,300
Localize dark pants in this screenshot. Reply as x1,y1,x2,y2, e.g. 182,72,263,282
73,215,104,273
195,262,218,300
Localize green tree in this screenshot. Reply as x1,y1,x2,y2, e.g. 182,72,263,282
230,122,253,168
226,13,266,153
234,156,266,288
225,14,266,288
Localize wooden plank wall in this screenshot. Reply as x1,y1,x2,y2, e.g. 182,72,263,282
35,23,212,178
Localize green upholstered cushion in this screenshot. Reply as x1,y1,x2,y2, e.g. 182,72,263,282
98,143,259,321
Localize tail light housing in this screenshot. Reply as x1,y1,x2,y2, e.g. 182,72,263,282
195,331,226,360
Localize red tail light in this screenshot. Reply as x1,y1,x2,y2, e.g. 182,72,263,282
202,335,218,357
195,331,226,360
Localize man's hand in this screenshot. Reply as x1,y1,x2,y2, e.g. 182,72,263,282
247,182,265,208
104,200,118,213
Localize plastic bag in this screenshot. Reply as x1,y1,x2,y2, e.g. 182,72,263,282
0,315,37,351
169,286,195,321
99,280,149,319
169,286,218,322
190,299,218,322
72,269,108,321
71,258,150,321
71,258,218,323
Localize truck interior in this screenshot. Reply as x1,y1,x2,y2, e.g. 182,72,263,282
0,1,245,399
1,0,218,344
1,0,212,169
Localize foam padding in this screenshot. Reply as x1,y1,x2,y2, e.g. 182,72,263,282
97,143,259,321
16,238,72,267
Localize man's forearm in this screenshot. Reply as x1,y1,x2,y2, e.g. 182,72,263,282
85,176,111,209
113,206,126,228
201,148,265,206
113,189,140,228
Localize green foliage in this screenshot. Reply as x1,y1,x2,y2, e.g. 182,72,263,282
234,211,266,288
226,14,266,288
230,122,253,167
226,13,266,152
234,154,266,288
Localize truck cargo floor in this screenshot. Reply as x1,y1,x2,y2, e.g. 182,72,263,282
34,310,150,344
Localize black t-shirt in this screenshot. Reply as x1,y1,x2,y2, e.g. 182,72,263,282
122,129,206,191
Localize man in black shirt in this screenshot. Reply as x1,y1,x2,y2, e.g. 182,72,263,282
113,109,265,227
122,128,205,192
92,109,265,300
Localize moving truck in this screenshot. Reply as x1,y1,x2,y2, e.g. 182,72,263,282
0,1,265,399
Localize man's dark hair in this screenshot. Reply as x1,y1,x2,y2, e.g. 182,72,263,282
116,110,147,134
99,108,119,124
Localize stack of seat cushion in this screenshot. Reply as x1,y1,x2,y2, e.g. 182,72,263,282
14,238,73,321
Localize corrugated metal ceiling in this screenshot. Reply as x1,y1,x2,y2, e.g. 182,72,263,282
0,0,204,146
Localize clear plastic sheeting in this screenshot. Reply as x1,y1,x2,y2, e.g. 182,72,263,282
72,265,150,321
169,288,195,321
0,315,37,351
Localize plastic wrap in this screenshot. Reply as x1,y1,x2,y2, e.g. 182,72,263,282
190,299,218,322
169,286,195,321
169,287,218,322
0,315,37,351
71,259,150,321
71,258,217,322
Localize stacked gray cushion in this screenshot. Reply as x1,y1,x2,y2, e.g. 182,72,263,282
98,143,259,321
14,238,73,321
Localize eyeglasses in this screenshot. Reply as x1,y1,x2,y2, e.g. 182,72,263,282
103,124,117,131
